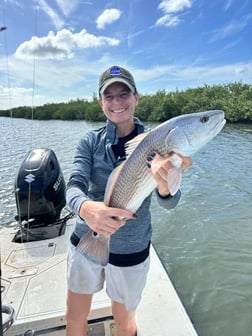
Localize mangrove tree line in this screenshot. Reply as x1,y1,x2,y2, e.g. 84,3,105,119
0,82,251,123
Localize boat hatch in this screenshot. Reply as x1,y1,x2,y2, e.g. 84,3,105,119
5,244,56,270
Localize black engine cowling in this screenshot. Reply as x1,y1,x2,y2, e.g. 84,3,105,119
15,148,66,226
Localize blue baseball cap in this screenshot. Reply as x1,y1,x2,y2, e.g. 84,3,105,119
99,65,137,95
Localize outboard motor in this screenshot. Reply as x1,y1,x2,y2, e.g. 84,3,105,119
14,148,69,242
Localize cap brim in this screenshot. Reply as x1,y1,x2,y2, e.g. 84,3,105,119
100,78,135,95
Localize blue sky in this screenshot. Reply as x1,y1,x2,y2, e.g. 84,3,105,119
0,0,251,110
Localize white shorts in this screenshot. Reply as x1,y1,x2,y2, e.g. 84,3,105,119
67,244,150,311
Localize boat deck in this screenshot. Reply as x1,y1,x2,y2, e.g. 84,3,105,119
1,219,197,335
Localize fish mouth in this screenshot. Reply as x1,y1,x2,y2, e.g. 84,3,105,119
212,115,226,136
111,107,128,113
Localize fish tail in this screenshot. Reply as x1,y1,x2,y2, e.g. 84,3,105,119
76,230,110,266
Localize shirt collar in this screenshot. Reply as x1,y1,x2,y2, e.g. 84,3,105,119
105,117,145,143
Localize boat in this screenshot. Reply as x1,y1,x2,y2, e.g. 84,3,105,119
1,148,198,335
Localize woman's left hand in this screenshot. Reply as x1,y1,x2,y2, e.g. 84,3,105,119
147,152,192,197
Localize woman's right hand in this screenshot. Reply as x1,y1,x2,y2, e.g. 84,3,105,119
79,201,135,235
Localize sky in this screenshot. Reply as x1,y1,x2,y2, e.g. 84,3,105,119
0,0,251,110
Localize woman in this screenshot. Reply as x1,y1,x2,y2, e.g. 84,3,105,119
65,65,192,336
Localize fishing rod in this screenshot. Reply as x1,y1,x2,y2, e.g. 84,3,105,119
0,5,35,336
0,21,9,336
0,23,7,336
0,12,15,335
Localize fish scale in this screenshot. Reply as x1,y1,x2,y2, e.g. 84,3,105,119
106,125,180,210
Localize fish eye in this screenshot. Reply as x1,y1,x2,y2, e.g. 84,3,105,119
200,116,209,123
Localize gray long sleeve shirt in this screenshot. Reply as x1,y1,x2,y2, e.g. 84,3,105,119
66,117,181,258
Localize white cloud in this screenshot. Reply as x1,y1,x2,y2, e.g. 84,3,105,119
0,86,33,109
156,13,181,27
209,14,252,42
37,0,65,29
96,9,122,29
132,62,252,93
14,29,120,60
224,0,233,11
55,0,79,17
156,0,192,27
158,0,192,13
74,29,119,48
1,59,252,110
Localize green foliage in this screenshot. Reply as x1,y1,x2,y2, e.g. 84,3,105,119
83,97,106,121
0,82,251,122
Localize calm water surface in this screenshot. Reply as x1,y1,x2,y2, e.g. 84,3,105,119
1,117,252,336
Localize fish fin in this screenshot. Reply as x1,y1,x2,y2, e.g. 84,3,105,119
104,161,126,205
76,230,110,266
167,154,183,196
167,167,182,196
125,132,150,157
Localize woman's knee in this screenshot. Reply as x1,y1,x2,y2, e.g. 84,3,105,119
66,291,92,323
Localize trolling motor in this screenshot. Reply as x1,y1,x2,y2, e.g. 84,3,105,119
13,148,72,242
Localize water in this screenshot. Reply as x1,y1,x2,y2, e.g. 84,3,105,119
1,117,252,336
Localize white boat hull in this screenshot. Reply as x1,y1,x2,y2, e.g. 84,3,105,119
1,218,197,335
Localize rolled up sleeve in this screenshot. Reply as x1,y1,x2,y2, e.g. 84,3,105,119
155,189,181,209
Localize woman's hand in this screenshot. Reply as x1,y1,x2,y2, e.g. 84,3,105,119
79,200,135,235
147,152,192,197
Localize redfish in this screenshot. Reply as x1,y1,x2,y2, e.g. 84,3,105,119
77,110,226,265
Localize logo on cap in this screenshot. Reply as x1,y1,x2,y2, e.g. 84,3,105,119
109,66,122,76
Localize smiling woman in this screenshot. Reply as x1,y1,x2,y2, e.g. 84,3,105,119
97,66,140,136
64,63,200,336
99,82,139,135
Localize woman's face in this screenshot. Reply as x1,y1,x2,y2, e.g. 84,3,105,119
99,82,139,126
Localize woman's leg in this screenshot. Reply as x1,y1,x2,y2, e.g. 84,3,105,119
112,301,137,336
66,290,92,336
106,257,150,336
66,242,105,335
